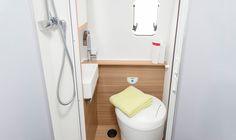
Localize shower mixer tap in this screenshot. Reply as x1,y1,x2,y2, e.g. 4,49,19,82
38,16,66,32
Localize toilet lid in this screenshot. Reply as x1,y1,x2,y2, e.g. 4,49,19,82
115,96,167,131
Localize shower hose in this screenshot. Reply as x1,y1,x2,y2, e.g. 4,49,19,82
42,0,76,106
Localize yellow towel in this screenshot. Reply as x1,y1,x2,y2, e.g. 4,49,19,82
109,86,152,117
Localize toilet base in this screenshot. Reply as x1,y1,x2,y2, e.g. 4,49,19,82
115,96,166,140
118,121,164,140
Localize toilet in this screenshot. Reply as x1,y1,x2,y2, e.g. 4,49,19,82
115,95,166,140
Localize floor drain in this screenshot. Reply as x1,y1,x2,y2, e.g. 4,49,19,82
107,129,117,138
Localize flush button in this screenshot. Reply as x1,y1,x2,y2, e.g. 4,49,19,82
127,77,138,85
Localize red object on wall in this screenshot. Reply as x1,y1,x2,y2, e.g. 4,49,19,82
152,42,161,47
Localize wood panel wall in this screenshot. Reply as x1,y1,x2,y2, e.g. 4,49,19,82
96,65,165,125
84,92,98,140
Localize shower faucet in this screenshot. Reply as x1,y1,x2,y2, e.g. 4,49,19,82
83,30,96,61
38,16,66,32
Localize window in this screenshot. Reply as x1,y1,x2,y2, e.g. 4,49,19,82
132,0,160,36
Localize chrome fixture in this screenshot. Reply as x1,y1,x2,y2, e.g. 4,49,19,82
83,30,96,61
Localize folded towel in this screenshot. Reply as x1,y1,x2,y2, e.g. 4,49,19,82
109,86,152,117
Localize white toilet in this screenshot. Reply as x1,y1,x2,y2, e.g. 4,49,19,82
115,95,166,140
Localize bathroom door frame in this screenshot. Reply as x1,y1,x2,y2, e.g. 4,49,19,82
69,0,87,139
164,0,189,140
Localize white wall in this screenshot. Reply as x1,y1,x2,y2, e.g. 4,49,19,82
0,0,53,139
172,0,236,139
77,0,88,25
87,0,178,60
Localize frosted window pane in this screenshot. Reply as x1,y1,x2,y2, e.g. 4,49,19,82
132,0,160,36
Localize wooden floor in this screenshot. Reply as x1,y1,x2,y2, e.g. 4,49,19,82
95,125,121,140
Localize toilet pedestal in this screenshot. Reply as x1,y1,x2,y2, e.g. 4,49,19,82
115,96,166,140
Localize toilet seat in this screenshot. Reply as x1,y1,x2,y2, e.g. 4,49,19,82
115,96,166,131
